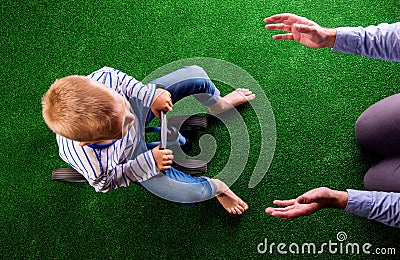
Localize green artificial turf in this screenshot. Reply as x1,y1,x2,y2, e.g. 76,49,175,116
1,0,400,259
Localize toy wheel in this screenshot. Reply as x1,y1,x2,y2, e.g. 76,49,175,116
52,168,87,183
172,159,207,175
168,115,207,132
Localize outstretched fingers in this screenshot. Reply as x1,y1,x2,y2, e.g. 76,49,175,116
264,13,301,24
266,207,303,219
272,199,296,206
265,23,292,32
272,34,294,40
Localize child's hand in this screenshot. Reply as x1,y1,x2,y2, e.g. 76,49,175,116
151,89,173,118
152,145,174,171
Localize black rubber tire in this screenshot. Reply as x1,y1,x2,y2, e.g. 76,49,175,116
52,168,87,183
172,159,207,175
168,115,207,132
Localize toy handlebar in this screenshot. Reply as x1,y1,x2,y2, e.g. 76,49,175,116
160,110,167,149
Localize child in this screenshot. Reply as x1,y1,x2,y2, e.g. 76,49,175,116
42,65,254,214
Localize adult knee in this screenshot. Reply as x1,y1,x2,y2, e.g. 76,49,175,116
355,94,400,155
354,111,371,148
354,108,380,153
364,155,400,192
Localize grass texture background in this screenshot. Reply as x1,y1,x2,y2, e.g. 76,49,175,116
1,0,400,259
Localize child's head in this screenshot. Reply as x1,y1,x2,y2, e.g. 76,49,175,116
42,76,135,142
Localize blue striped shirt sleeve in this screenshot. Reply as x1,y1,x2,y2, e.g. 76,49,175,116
120,71,157,107
88,67,157,107
126,151,159,182
97,150,159,192
333,22,400,62
58,136,159,192
345,189,400,228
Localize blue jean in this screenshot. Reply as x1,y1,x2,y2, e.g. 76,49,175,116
136,66,220,203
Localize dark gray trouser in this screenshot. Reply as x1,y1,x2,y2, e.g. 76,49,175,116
355,93,400,192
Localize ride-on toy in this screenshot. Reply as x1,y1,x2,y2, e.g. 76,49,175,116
51,111,208,182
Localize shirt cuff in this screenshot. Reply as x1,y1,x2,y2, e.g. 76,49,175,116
332,27,362,55
344,189,372,218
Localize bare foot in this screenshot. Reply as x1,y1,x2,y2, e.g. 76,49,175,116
209,88,255,115
222,88,256,106
216,188,249,215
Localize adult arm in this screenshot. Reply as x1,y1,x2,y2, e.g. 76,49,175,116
345,189,400,228
265,187,347,218
264,13,400,61
333,23,400,61
265,187,400,228
264,13,337,48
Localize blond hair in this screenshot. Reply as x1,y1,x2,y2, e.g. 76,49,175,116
42,75,122,141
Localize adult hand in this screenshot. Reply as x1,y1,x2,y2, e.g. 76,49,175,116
264,13,337,48
265,187,348,219
152,145,174,171
151,88,173,118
